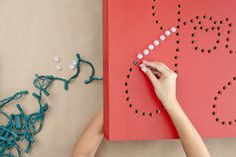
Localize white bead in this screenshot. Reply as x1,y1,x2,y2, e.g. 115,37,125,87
143,49,150,55
171,27,177,33
153,40,160,46
160,35,166,41
72,59,77,65
165,30,171,36
54,56,60,62
148,44,154,50
69,64,75,70
137,53,143,60
56,65,62,71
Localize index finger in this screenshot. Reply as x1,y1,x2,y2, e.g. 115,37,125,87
142,61,169,75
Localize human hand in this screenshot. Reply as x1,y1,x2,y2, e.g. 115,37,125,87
140,60,178,110
72,107,103,157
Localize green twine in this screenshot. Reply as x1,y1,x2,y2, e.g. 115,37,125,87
0,91,28,108
0,53,102,157
76,53,103,84
33,53,103,96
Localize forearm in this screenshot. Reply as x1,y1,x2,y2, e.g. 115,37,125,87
140,61,210,156
72,110,104,157
165,99,211,157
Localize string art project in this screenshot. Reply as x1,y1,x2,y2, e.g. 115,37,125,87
103,0,236,140
0,53,102,157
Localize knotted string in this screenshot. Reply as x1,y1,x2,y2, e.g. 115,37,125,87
0,53,102,157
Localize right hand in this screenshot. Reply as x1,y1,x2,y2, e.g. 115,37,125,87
140,60,178,110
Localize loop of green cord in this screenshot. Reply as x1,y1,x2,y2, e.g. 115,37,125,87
0,53,102,157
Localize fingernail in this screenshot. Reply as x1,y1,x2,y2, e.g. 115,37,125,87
139,63,146,68
141,67,147,72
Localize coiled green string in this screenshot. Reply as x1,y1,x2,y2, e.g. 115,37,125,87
0,53,102,157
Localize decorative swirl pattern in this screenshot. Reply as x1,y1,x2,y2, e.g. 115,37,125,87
124,0,236,125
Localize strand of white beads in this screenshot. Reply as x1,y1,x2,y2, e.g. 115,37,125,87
137,26,177,60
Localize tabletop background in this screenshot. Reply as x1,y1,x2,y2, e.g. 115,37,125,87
0,0,236,157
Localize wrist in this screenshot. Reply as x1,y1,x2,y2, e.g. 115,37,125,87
162,97,180,111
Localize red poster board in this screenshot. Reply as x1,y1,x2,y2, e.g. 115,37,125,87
103,0,236,141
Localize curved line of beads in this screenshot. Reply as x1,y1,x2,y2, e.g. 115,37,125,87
188,15,221,54
219,18,235,54
212,76,236,126
181,15,235,54
124,61,161,117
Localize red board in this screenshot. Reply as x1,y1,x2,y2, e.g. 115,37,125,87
103,0,236,140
